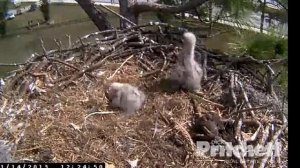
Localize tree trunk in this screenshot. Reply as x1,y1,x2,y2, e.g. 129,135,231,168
208,0,213,34
76,0,209,30
119,0,138,29
194,8,204,23
75,0,112,31
40,0,50,22
0,0,8,35
121,0,209,29
181,0,185,27
131,0,209,14
260,0,266,33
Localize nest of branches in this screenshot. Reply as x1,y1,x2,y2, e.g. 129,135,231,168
0,22,288,168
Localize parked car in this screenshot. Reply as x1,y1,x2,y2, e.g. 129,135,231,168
29,3,38,12
4,11,15,20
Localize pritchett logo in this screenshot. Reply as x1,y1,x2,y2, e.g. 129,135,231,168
196,141,282,159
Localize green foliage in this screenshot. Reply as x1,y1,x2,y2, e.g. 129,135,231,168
274,38,287,55
277,65,288,92
228,31,288,91
0,21,6,36
0,0,8,19
228,32,287,59
0,0,8,36
213,0,253,19
196,5,208,18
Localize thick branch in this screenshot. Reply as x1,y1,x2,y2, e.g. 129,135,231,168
119,0,139,28
131,0,209,14
266,0,288,12
75,0,112,31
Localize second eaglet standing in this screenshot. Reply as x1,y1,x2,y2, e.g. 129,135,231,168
169,32,203,92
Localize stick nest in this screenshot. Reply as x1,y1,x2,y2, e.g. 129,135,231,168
0,22,288,168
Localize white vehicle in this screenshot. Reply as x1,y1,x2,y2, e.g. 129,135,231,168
5,11,15,20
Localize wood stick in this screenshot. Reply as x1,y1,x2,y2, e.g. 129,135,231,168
66,34,72,49
231,105,272,115
0,63,26,67
237,80,255,117
107,54,134,80
54,38,62,52
259,123,287,168
99,4,136,26
229,72,237,107
202,52,207,80
48,58,80,71
40,38,47,55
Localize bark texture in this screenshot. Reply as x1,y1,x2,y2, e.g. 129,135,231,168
120,0,209,29
75,0,112,31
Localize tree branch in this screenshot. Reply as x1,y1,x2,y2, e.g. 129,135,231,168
266,0,288,12
131,0,209,14
75,0,112,31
